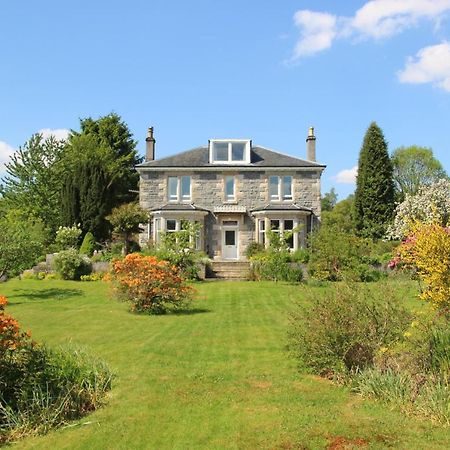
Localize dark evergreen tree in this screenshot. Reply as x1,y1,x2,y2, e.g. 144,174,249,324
61,113,141,241
354,122,395,239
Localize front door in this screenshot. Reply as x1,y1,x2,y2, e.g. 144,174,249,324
222,228,238,260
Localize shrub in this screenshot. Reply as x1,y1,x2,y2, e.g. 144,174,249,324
80,273,104,282
245,241,265,258
79,232,96,256
0,296,112,443
53,249,91,280
289,248,310,264
111,253,193,314
250,252,303,283
288,283,412,377
55,225,82,250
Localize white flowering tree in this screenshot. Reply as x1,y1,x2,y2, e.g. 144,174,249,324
387,179,450,239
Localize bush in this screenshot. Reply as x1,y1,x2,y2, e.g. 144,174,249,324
79,232,96,256
289,248,310,264
111,253,193,314
289,283,412,377
245,241,265,258
0,297,112,443
250,252,303,283
55,225,82,250
53,249,91,280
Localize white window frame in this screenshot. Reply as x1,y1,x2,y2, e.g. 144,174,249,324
224,176,235,202
268,175,293,201
167,176,191,202
209,139,251,164
258,218,297,250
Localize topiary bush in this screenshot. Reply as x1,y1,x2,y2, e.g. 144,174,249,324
79,232,96,256
53,248,91,280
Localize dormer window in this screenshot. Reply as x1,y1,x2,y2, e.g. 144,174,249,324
209,139,251,164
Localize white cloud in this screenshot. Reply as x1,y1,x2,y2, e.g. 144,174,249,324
37,128,70,141
292,10,337,59
334,166,358,184
290,0,450,59
397,41,450,90
0,141,16,172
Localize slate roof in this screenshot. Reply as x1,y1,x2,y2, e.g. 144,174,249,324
137,145,325,169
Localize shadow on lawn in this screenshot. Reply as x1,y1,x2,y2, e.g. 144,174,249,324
173,308,211,315
7,288,84,303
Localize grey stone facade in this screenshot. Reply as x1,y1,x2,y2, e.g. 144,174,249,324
137,138,325,261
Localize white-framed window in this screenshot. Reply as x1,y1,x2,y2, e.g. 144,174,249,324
259,218,296,250
225,176,235,201
268,176,293,201
209,140,251,164
168,176,191,202
154,218,201,250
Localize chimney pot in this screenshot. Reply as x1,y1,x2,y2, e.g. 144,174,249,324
145,126,155,161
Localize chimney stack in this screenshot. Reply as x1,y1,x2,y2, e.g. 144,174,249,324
145,127,155,161
306,126,316,162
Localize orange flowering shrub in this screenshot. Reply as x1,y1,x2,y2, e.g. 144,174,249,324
111,253,193,314
0,295,31,353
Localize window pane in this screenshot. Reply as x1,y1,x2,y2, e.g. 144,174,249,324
181,176,191,199
225,176,235,199
166,219,176,231
225,230,236,246
231,142,245,161
215,143,228,161
168,177,178,200
270,220,280,230
283,176,292,199
284,219,294,230
269,176,279,199
259,219,265,231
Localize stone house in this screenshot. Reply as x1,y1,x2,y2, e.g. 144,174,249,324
137,128,325,261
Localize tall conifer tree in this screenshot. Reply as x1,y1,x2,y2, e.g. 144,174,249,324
354,122,395,239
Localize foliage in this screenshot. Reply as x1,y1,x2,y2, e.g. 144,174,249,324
53,248,91,280
0,134,67,237
396,221,450,315
244,241,265,258
321,187,337,212
0,211,45,279
250,252,303,283
321,195,355,233
79,231,96,256
106,203,147,255
354,122,395,239
0,296,112,443
289,283,412,378
388,179,450,239
391,146,448,201
157,221,203,279
61,113,142,240
308,225,375,282
55,224,82,250
111,253,192,314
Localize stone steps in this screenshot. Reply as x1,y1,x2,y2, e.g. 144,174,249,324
206,261,250,280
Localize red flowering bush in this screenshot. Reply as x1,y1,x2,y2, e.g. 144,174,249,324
111,253,193,314
0,295,31,354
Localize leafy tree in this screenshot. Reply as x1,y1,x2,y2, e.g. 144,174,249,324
322,195,355,233
354,122,395,239
321,188,338,212
61,114,142,240
0,210,45,278
391,146,447,201
0,134,67,237
106,202,147,255
79,232,96,256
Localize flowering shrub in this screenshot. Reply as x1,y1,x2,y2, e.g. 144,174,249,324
53,248,92,280
55,224,82,250
111,253,192,314
388,179,450,239
396,222,450,315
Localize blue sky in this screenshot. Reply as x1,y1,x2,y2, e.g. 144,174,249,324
1,0,449,200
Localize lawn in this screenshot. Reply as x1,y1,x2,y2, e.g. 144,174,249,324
2,278,449,449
